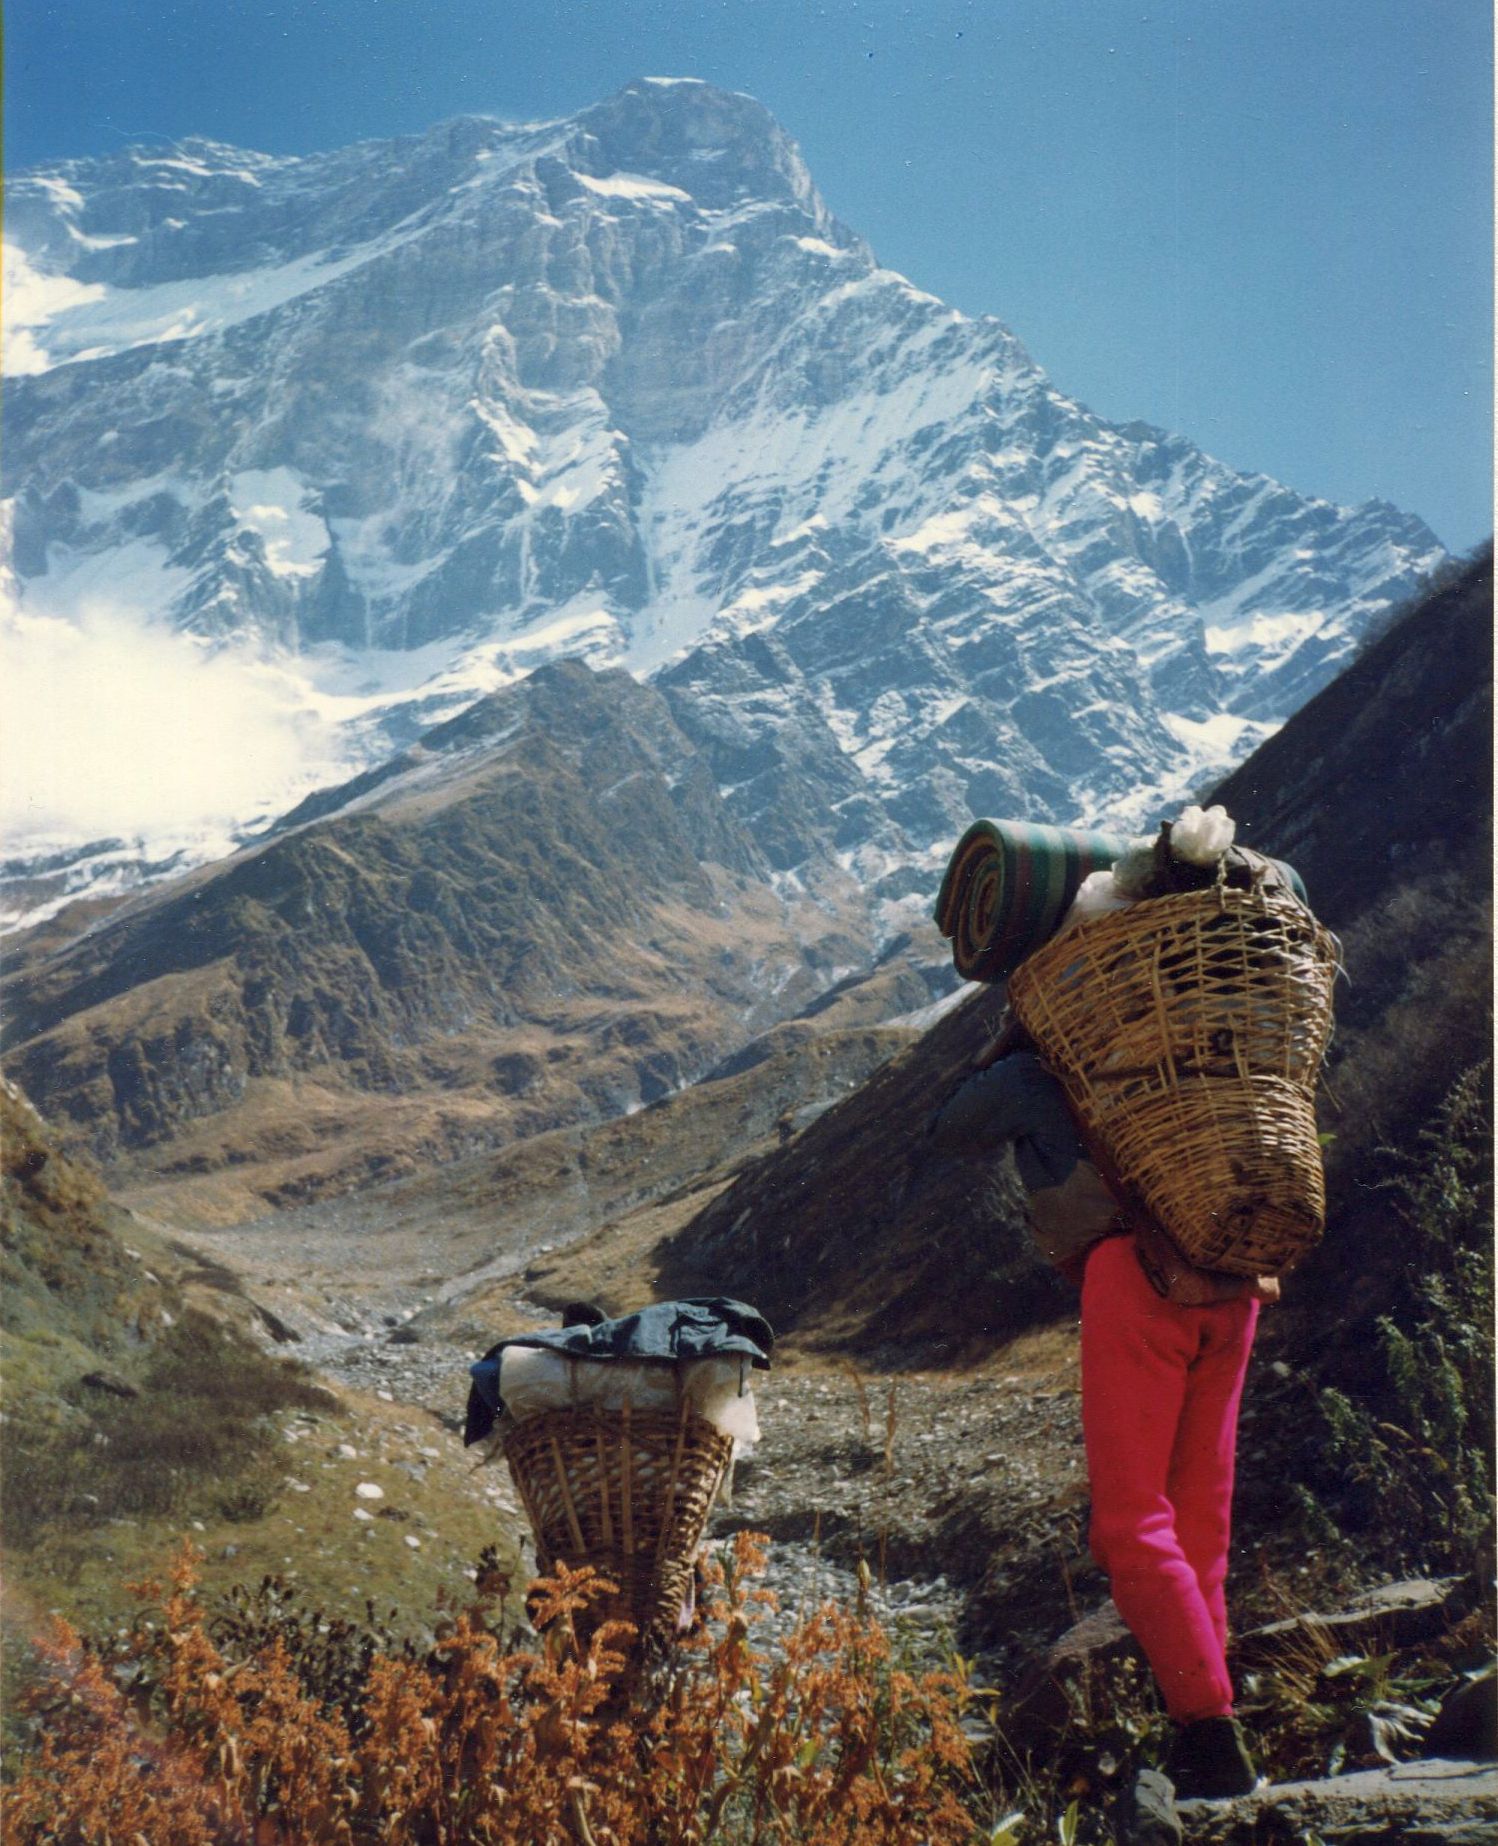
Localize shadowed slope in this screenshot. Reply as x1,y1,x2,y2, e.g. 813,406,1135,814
658,549,1494,1354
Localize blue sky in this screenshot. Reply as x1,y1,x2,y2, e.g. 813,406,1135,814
6,0,1492,550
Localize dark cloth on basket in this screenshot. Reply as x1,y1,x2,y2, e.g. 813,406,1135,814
927,1050,1121,1275
463,1297,774,1447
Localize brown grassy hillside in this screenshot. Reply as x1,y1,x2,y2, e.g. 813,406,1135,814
2,661,874,1217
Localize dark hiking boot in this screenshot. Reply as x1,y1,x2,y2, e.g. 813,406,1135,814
1167,1716,1259,1799
1118,1767,1183,1845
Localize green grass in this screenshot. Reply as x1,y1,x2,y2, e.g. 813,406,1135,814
2,1309,335,1545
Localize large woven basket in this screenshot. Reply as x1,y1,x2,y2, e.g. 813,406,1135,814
503,1403,733,1651
1007,879,1339,1276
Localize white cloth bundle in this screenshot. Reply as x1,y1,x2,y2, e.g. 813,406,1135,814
1060,866,1137,930
495,1347,761,1458
1170,804,1236,865
1057,806,1240,935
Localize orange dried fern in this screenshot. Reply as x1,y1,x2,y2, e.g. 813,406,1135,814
6,1536,984,1845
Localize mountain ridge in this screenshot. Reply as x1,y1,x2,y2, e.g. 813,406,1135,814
5,77,1444,927
1,659,894,1200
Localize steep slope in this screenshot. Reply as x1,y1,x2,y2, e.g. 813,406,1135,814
1212,546,1493,1317
0,1081,540,1650
1,659,876,1209
656,549,1493,1348
1,1079,177,1402
5,79,1443,923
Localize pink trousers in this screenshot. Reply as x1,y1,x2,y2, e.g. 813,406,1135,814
1080,1234,1259,1723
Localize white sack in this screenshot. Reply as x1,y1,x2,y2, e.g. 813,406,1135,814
1170,804,1236,865
497,1348,760,1456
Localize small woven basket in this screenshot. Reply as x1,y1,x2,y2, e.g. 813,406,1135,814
502,1404,733,1651
1007,879,1339,1275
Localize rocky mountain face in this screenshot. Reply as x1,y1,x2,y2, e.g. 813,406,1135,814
1,659,912,1206
5,78,1445,924
657,550,1493,1346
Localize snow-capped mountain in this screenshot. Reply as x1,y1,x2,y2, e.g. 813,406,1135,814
3,77,1445,926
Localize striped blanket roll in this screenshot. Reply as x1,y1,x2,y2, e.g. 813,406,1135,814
934,818,1313,984
934,819,1127,983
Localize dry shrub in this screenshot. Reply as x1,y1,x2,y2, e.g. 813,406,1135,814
7,1535,983,1845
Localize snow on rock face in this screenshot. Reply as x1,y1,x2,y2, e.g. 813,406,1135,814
1,78,1445,923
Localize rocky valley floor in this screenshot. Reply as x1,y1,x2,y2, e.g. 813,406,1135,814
126,1207,1498,1846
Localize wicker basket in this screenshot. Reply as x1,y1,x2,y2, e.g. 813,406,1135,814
1007,879,1339,1276
502,1403,733,1651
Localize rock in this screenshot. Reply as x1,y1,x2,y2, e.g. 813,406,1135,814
1177,1758,1498,1845
1000,1600,1140,1742
1118,1767,1183,1846
387,1326,421,1345
79,1371,138,1399
1237,1578,1471,1672
256,1306,302,1343
1427,1670,1498,1765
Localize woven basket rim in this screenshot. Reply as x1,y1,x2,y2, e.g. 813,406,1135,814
1008,879,1338,986
501,1401,730,1439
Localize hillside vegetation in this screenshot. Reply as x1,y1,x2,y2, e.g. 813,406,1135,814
0,1082,530,1658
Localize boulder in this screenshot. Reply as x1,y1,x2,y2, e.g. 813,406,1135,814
1236,1578,1473,1673
1178,1757,1498,1845
1427,1670,1498,1765
1000,1598,1142,1741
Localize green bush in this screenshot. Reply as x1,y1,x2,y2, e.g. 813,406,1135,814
1,1311,334,1548
1300,1064,1494,1568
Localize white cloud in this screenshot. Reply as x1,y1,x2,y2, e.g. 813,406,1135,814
1,242,106,375
0,597,352,852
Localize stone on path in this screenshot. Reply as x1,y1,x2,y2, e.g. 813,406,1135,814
1236,1577,1472,1672
1178,1757,1498,1845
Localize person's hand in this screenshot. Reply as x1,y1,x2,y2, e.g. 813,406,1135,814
1247,1275,1281,1305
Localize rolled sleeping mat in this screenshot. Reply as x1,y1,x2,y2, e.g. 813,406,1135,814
934,819,1128,983
933,816,1311,983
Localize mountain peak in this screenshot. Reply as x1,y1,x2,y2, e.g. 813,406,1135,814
2,80,1445,930
560,75,822,215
